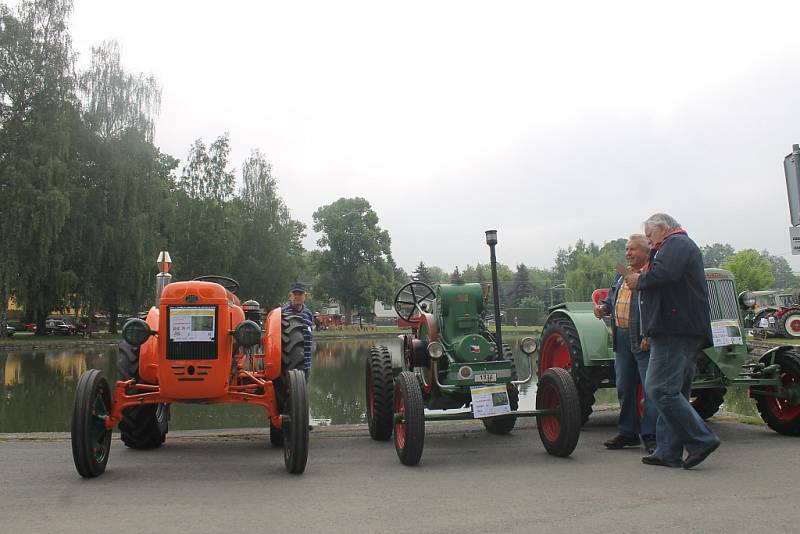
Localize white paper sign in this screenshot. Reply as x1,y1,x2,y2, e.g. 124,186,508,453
711,319,743,347
170,307,215,342
470,384,511,418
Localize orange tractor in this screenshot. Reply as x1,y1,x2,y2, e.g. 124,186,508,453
70,252,309,477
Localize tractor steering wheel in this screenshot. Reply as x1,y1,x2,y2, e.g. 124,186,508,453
193,275,241,295
394,281,435,322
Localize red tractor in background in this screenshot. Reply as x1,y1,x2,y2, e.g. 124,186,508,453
71,252,309,477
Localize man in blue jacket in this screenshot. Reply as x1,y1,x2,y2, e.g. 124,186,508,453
624,213,719,469
594,234,658,454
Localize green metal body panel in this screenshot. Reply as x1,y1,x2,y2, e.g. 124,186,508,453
548,304,613,366
439,359,514,386
438,282,495,361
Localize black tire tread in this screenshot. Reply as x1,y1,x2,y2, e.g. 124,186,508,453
754,350,800,436
691,388,726,420
283,369,309,474
394,371,425,466
366,345,394,441
537,367,581,457
116,341,167,449
271,314,307,448
482,345,519,435
71,369,112,477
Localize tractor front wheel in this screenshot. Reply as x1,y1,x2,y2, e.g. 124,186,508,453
394,371,425,466
690,388,726,420
536,367,581,457
283,369,309,474
366,345,394,441
779,312,800,338
71,369,112,478
482,383,519,435
270,314,308,448
754,350,800,435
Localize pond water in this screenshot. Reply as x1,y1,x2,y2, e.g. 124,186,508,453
0,335,759,432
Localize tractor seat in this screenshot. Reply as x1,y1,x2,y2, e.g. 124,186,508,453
591,288,609,305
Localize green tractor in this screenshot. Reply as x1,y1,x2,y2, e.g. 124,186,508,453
537,268,800,435
365,230,582,466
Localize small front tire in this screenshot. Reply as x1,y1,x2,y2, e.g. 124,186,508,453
394,371,425,466
283,369,309,474
71,369,113,478
536,367,581,457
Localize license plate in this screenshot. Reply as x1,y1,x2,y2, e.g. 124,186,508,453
473,372,497,383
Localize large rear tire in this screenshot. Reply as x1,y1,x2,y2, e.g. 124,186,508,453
283,369,309,474
754,350,800,435
394,371,425,466
536,367,581,457
539,316,598,425
366,345,394,441
777,311,800,338
117,341,168,449
271,314,308,447
71,369,112,478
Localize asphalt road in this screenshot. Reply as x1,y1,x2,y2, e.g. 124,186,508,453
1,412,798,534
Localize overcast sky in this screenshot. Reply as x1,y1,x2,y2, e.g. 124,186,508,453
61,0,800,273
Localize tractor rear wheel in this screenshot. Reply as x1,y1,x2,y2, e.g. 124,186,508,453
117,341,169,449
366,345,394,441
690,388,726,420
283,369,309,474
778,311,800,338
270,314,308,447
394,371,425,466
536,367,581,457
754,350,800,435
539,316,598,425
71,369,112,478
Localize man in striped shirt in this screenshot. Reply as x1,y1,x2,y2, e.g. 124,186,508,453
282,282,314,379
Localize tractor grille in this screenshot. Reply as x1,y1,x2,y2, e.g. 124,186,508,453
166,306,219,360
706,279,739,321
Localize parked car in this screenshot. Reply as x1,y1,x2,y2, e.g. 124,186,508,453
46,318,76,336
3,325,15,337
23,322,37,332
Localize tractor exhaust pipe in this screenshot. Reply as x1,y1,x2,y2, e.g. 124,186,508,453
485,230,503,358
155,251,172,306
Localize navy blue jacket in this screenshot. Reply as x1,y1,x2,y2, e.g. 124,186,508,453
636,233,712,347
602,274,647,354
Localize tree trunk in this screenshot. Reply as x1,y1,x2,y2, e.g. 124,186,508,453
0,288,8,338
109,308,119,334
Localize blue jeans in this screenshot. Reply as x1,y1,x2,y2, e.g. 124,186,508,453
615,328,657,437
645,335,720,464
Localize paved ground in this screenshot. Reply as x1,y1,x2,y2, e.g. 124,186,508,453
1,412,798,534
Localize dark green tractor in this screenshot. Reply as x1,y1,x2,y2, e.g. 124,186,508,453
365,230,581,466
537,268,800,435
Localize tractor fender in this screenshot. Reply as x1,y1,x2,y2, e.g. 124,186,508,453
544,308,612,366
759,344,798,365
139,306,160,383
262,307,282,381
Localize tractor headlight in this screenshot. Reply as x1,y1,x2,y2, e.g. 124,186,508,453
739,291,756,308
427,341,444,360
122,318,154,347
233,320,262,348
519,337,537,355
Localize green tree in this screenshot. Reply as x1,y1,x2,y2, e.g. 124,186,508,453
509,263,534,307
702,243,735,268
758,251,799,290
313,197,395,320
412,262,433,284
0,0,79,333
232,149,305,308
722,250,775,292
565,252,617,301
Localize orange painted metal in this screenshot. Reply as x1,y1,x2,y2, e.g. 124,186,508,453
139,306,160,383
262,307,283,381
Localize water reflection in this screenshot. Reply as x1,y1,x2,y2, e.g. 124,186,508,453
0,336,765,432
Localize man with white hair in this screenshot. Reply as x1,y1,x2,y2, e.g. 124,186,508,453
624,213,719,469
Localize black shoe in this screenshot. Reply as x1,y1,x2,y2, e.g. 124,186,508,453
683,440,720,469
642,435,657,455
641,454,680,468
604,434,641,449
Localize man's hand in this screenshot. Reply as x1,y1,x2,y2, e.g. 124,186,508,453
624,272,640,290
640,337,650,352
593,304,607,318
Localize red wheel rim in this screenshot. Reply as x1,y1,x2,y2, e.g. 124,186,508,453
540,333,572,376
537,382,561,442
394,390,406,448
636,384,645,419
787,316,800,336
765,368,800,421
